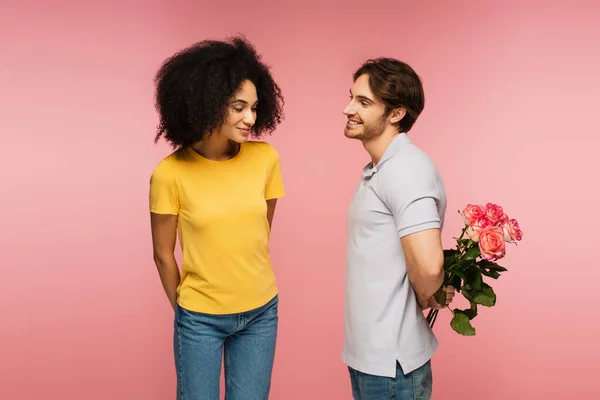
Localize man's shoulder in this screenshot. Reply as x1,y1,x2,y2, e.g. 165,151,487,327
380,145,440,181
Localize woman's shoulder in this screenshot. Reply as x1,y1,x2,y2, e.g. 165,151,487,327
152,148,193,176
243,141,280,158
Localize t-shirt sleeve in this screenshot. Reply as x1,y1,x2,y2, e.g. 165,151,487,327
378,158,442,238
149,162,179,215
264,146,285,200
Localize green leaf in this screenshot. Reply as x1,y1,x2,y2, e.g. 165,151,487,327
478,260,508,272
462,289,474,301
434,288,446,306
450,313,476,336
454,308,477,320
443,255,457,268
479,268,500,279
465,267,483,291
451,270,466,279
444,263,460,275
477,260,506,279
464,247,481,261
462,309,477,319
450,275,462,291
466,302,478,319
444,249,459,258
472,285,496,307
458,258,476,270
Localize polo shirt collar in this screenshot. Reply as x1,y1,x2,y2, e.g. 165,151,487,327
361,133,411,178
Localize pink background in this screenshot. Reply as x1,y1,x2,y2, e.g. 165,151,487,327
2,0,599,399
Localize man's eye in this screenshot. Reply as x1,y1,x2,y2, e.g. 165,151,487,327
361,101,369,107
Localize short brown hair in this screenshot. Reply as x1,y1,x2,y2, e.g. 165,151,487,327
353,58,424,133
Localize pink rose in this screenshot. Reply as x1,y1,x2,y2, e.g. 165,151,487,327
461,204,486,226
503,218,523,242
478,226,506,261
485,203,508,225
466,217,493,242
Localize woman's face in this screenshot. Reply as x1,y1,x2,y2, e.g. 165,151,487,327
220,80,258,143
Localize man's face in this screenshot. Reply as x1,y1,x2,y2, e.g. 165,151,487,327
343,74,388,141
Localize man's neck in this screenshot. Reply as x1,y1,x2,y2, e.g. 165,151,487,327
363,130,401,167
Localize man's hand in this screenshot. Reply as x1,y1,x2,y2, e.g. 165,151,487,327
420,286,456,310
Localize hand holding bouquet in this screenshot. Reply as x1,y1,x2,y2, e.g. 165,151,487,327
426,203,523,336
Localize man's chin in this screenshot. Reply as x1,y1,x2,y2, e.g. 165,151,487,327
344,128,363,139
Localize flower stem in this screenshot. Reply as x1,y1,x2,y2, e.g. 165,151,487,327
458,226,467,241
429,225,468,330
431,309,439,327
426,308,435,322
427,308,438,327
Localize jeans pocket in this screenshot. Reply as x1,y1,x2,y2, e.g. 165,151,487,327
264,295,279,316
411,360,433,400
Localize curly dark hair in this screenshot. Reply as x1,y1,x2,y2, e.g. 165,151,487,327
154,35,284,148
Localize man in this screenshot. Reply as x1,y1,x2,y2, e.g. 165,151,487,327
342,58,455,399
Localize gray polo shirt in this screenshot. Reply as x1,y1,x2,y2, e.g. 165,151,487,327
342,133,447,378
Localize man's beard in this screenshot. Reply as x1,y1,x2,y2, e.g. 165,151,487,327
354,115,387,142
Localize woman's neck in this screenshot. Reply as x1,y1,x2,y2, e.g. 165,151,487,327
190,135,240,161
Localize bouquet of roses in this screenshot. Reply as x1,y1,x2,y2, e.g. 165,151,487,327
426,203,523,336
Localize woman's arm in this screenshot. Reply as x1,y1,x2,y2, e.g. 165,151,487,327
266,199,278,230
150,212,180,311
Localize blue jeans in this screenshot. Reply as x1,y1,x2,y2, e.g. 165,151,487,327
348,360,433,400
174,295,278,400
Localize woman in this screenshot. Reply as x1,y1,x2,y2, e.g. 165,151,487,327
149,36,285,400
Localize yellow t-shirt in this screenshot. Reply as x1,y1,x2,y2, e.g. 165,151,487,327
149,141,285,314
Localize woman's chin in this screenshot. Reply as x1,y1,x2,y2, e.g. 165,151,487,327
231,134,250,143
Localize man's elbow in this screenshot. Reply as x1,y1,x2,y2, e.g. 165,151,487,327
423,252,444,281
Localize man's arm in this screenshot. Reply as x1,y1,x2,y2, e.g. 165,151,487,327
377,156,452,309
401,228,444,309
